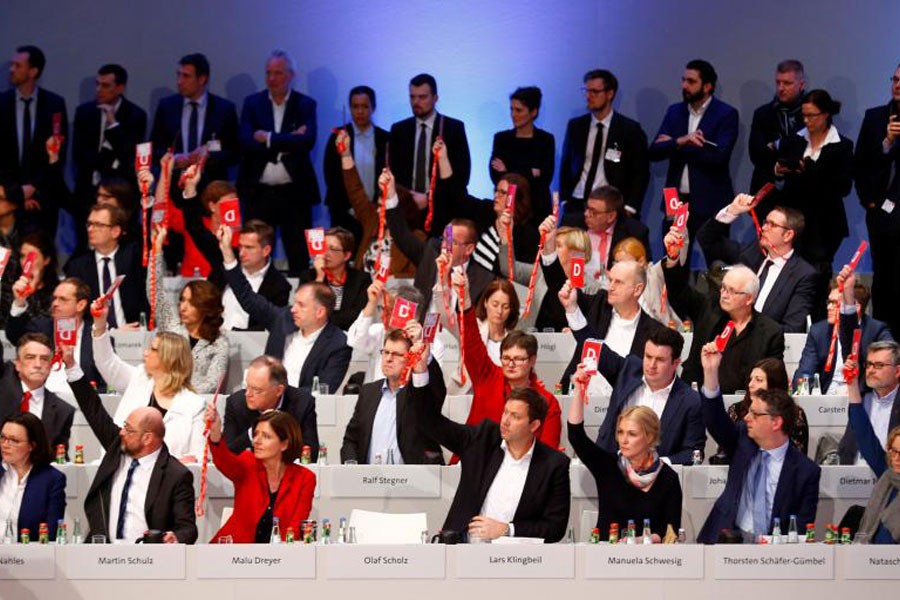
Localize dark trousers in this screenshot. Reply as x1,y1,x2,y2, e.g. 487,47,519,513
244,182,311,275
866,207,900,336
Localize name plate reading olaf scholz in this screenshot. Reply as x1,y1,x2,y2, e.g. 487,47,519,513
583,543,703,579
714,544,834,580
196,544,316,579
329,465,441,498
0,544,55,579
61,544,186,580
326,544,445,579
842,545,900,579
454,543,575,579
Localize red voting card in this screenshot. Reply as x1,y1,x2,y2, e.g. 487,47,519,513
570,252,585,288
751,182,776,208
422,313,440,343
505,183,517,214
103,274,126,302
847,241,868,272
388,297,418,329
21,251,37,278
374,255,391,283
151,201,168,224
715,320,736,352
0,247,11,280
581,339,603,375
52,112,62,137
664,188,681,216
305,228,326,258
135,142,153,172
218,197,241,231
552,191,560,220
850,328,862,358
55,318,77,347
442,224,453,255
673,202,690,233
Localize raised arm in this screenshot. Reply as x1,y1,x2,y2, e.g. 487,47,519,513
90,300,140,394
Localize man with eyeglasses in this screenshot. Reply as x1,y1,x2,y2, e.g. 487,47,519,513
341,328,445,465
64,203,147,329
578,185,650,277
854,63,900,339
223,355,319,462
559,69,649,221
697,193,817,332
841,340,900,470
697,342,820,543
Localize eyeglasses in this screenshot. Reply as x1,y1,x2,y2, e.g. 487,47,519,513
0,435,25,446
720,285,749,297
86,220,114,229
801,112,824,120
581,87,608,96
500,355,530,366
747,409,773,420
887,448,900,459
865,361,893,370
122,423,145,435
380,350,407,360
584,207,615,217
762,219,790,231
890,76,900,85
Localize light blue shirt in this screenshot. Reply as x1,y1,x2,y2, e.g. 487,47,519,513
368,381,404,465
353,123,376,201
863,385,898,453
736,439,788,534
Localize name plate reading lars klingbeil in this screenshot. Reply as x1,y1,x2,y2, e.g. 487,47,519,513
690,466,729,499
796,396,848,426
570,463,598,498
454,544,575,579
195,544,316,579
818,466,877,499
583,544,703,579
842,545,900,579
61,544,186,580
583,395,611,427
0,545,55,579
325,544,445,579
714,544,834,580
329,465,441,498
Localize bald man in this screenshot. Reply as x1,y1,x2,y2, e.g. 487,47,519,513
63,347,197,544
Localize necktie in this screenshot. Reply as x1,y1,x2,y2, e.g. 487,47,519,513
414,122,428,192
21,97,33,173
598,230,610,270
751,451,770,534
758,259,774,289
116,458,141,539
187,101,199,152
102,257,118,328
20,390,32,413
584,122,605,199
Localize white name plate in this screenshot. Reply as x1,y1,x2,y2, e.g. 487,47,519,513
714,544,834,579
690,466,729,499
326,544,445,579
842,545,900,579
196,544,316,578
61,544,186,580
53,464,80,499
570,463,597,498
110,331,149,363
315,394,337,426
226,331,269,362
329,465,441,498
0,545,55,579
819,466,877,499
796,396,848,426
583,395,611,427
583,544,703,579
454,544,574,579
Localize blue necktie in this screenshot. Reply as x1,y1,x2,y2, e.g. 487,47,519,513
751,451,770,534
116,458,140,539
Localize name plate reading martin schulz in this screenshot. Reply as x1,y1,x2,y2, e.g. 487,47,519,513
196,544,316,579
326,544,445,579
329,465,441,498
714,544,833,580
583,544,703,579
61,544,186,580
454,544,575,579
0,545,55,579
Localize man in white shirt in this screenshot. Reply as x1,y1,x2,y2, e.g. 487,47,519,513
842,341,900,466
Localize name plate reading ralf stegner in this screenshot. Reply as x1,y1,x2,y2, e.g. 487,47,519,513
454,543,575,579
196,544,316,579
714,544,834,580
61,544,186,580
583,543,703,579
0,544,55,579
329,465,441,498
325,544,445,579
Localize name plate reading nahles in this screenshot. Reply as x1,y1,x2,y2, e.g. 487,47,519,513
819,466,877,499
690,466,729,499
570,462,598,498
797,396,848,426
326,544,445,579
454,544,575,579
714,544,834,580
329,465,441,498
583,395,610,427
842,545,900,579
61,544,186,580
583,544,703,579
0,545,55,579
196,544,316,579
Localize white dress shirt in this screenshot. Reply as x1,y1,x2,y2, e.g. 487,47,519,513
574,111,614,199
679,96,712,193
754,250,793,312
0,463,31,527
222,261,272,330
95,247,127,328
353,123,377,200
108,447,161,543
480,439,535,531
368,382,405,465
94,97,123,185
627,376,676,419
283,324,325,387
800,125,842,162
18,381,46,420
260,90,293,185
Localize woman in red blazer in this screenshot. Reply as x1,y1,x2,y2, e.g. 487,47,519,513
205,406,316,543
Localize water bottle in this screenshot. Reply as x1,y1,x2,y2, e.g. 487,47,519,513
139,311,147,331
626,519,636,545
771,517,782,544
270,516,282,544
72,518,83,544
3,518,15,544
810,374,821,395
311,375,320,397
642,519,652,544
787,515,799,544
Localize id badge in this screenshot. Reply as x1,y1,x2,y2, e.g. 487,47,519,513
604,147,622,163
882,199,896,214
207,138,222,152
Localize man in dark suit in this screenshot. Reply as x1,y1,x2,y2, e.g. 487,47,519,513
64,353,197,544
560,69,649,219
238,50,318,274
410,345,570,542
342,329,444,465
697,194,816,333
71,63,147,254
697,347,820,543
0,333,75,453
575,185,651,275
854,63,900,339
649,59,739,257
223,355,319,462
0,45,68,238
64,203,147,327
323,85,388,243
590,328,705,465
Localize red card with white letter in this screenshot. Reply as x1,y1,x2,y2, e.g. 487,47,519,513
0,247,11,279
55,318,77,347
505,183,517,214
847,241,868,272
135,142,152,172
751,182,775,208
305,228,326,257
422,313,440,343
52,113,62,137
102,275,126,302
570,252,585,288
673,202,690,233
374,255,391,283
850,328,862,358
389,297,417,329
581,339,602,375
21,250,37,278
715,320,736,352
218,197,241,231
664,188,681,216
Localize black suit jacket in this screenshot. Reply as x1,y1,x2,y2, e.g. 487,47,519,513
341,361,445,465
389,113,471,189
854,101,900,208
323,123,389,214
63,242,149,324
696,217,817,333
839,391,900,467
224,385,319,461
299,267,372,331
489,127,555,221
412,377,570,542
560,112,649,214
748,97,805,194
559,213,652,271
0,365,75,452
69,375,197,543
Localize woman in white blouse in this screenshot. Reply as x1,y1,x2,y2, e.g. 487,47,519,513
91,300,206,461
